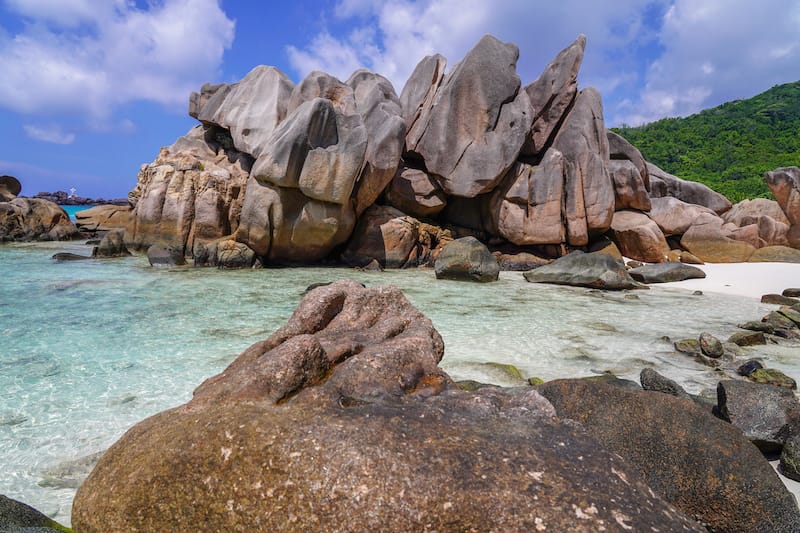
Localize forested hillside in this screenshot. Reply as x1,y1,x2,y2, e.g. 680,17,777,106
613,81,800,202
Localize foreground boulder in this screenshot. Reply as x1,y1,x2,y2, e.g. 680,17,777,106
434,236,499,282
73,281,702,532
610,210,669,262
0,197,80,241
538,379,800,532
92,228,131,258
523,251,639,290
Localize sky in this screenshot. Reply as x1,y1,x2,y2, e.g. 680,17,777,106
0,0,798,199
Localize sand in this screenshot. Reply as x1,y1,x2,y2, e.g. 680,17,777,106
657,262,800,299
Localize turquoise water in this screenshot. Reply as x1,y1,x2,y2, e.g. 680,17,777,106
58,205,92,221
1,240,797,525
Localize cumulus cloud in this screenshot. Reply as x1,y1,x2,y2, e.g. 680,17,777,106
0,0,235,126
23,123,76,144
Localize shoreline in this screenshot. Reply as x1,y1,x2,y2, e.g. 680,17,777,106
658,262,800,299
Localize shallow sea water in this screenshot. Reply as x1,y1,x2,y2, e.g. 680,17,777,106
1,240,798,525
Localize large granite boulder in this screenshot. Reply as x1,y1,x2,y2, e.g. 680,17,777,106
400,54,447,152
411,35,533,197
552,88,614,246
523,251,639,290
538,379,800,533
74,204,132,233
608,160,651,211
765,166,800,247
341,205,452,268
749,245,800,263
492,153,566,245
522,35,585,156
717,379,800,453
127,127,249,253
73,281,702,532
0,175,21,202
648,162,732,215
680,212,756,262
384,167,447,218
434,236,499,282
193,65,294,158
628,262,706,283
647,196,716,237
723,197,790,227
607,130,649,190
92,228,131,258
193,237,257,269
0,197,80,241
347,70,406,215
610,210,669,263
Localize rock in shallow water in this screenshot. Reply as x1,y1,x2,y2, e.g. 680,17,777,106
73,280,703,532
523,251,640,290
434,236,499,282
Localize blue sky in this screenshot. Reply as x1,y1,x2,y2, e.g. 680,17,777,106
0,0,798,199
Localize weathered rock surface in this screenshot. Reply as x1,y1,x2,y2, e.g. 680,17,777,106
0,494,70,532
92,229,131,258
523,252,639,290
610,210,669,263
628,262,706,283
608,159,651,211
522,35,585,156
400,54,446,151
723,197,790,227
780,433,800,481
146,244,186,267
639,368,691,399
434,236,499,282
552,88,614,245
412,35,533,197
680,212,756,262
765,166,800,247
538,379,800,533
341,205,451,268
648,162,732,215
607,131,649,191
73,281,702,532
194,238,257,269
698,332,724,358
647,196,716,237
74,204,132,233
750,245,800,262
0,198,80,242
717,379,800,453
0,175,22,202
384,167,447,218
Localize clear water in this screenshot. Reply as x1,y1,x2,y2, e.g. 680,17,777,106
1,241,799,525
58,205,92,221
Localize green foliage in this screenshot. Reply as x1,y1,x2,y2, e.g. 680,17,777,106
613,81,800,202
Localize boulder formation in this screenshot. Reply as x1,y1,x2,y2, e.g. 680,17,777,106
0,175,80,242
120,34,800,266
765,166,800,248
73,280,703,532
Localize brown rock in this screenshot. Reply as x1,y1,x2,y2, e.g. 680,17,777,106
74,204,132,233
608,159,651,211
764,167,800,247
0,198,79,241
401,54,447,151
384,167,447,218
723,198,790,227
749,245,800,263
761,293,799,306
680,213,756,262
522,35,585,156
647,196,716,237
610,210,669,263
0,174,22,201
538,379,800,532
607,130,649,190
648,162,732,215
74,281,703,533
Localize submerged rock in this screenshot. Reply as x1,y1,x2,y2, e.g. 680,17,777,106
523,252,639,290
92,229,131,258
73,280,703,532
146,244,186,267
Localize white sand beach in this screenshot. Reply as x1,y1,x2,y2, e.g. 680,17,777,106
658,262,800,299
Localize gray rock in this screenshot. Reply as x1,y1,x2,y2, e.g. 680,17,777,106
0,494,69,531
146,244,186,267
780,433,800,481
639,368,691,399
728,331,766,347
522,35,585,156
736,359,764,376
434,236,499,282
384,167,447,218
413,35,533,198
92,229,131,258
196,66,295,158
648,162,732,215
538,379,800,533
717,379,800,453
400,54,447,151
523,251,639,290
73,280,702,532
698,332,724,358
52,252,91,262
552,88,614,246
347,70,406,215
783,288,800,297
286,70,357,116
628,262,706,283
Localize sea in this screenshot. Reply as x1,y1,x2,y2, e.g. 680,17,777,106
1,239,799,525
60,205,91,221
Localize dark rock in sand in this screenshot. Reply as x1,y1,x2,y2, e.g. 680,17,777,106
761,293,799,306
736,359,764,377
73,280,703,532
717,379,800,452
51,252,90,262
748,368,798,389
434,236,499,282
698,332,724,358
538,379,800,533
728,331,766,347
0,494,70,531
779,305,800,326
92,229,131,258
783,288,800,297
580,373,642,390
523,251,639,290
780,433,800,481
764,310,798,331
738,320,776,334
674,338,701,354
146,244,186,267
628,262,706,283
639,368,691,399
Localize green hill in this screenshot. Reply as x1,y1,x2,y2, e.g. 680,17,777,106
613,81,800,202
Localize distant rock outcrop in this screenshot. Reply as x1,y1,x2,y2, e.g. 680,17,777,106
120,34,800,266
0,176,80,241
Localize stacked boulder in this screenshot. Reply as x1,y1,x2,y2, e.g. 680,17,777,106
123,35,800,267
0,175,80,242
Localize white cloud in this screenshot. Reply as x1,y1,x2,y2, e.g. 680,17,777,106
0,0,235,126
23,123,76,144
